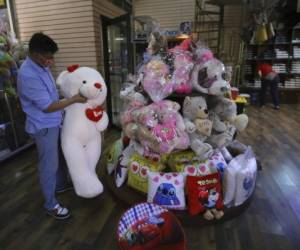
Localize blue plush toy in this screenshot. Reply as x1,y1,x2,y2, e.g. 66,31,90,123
153,183,180,206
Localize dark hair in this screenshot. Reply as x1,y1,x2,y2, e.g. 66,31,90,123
29,32,58,54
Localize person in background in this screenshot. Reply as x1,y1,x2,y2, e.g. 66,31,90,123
17,33,87,219
257,62,280,110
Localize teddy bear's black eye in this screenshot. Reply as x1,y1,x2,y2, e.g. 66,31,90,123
82,80,87,84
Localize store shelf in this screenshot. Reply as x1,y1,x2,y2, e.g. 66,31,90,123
0,91,34,162
0,141,34,162
242,24,300,104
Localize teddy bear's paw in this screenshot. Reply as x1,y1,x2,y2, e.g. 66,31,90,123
203,210,214,220
234,114,249,131
212,118,227,133
209,131,233,149
76,181,104,198
184,119,196,133
191,141,213,160
194,119,213,136
96,112,109,131
211,208,224,220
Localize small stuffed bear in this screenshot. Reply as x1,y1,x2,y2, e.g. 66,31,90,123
207,96,249,148
119,79,148,127
125,100,189,154
182,96,214,161
57,65,109,198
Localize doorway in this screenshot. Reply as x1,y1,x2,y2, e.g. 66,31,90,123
102,14,133,128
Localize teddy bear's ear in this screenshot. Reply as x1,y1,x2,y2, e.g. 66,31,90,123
198,68,208,85
184,96,192,105
56,70,68,87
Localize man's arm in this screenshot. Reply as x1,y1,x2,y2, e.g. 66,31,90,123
257,70,262,79
18,75,86,113
44,94,86,113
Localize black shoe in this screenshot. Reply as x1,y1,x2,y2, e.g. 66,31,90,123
46,204,70,220
274,106,280,110
56,183,74,194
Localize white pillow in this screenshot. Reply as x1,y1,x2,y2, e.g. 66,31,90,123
223,147,257,207
147,171,186,210
222,153,244,207
234,157,257,206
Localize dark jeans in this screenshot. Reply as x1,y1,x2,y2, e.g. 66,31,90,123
260,75,280,107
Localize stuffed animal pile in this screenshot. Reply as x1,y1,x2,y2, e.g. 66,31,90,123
0,23,18,96
107,32,257,220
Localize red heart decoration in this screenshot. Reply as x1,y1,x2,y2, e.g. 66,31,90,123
174,179,180,185
165,174,171,180
186,166,196,175
153,176,160,183
140,167,148,178
153,156,159,162
199,165,207,173
85,106,104,122
131,163,139,173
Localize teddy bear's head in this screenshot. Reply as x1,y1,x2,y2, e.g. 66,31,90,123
57,65,107,106
183,96,209,120
208,96,248,132
210,97,237,121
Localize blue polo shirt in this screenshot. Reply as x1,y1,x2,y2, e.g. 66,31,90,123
17,57,62,134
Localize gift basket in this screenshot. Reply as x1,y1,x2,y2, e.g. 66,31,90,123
105,30,258,225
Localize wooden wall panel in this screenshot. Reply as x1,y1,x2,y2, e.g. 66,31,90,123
222,5,244,65
134,0,194,31
14,0,96,77
14,0,126,76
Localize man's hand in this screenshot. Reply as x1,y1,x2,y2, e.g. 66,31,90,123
44,93,87,113
70,93,87,103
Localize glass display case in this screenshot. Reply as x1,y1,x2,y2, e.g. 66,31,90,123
0,8,33,162
0,90,34,162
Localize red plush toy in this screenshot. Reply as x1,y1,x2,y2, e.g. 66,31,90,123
187,172,224,220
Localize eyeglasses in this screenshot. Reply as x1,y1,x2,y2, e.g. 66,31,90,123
37,53,55,67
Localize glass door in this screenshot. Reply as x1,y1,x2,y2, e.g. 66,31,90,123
102,14,133,128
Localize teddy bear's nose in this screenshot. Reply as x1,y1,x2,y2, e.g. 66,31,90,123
204,109,208,114
94,83,102,89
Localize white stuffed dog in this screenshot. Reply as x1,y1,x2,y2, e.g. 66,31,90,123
57,65,109,198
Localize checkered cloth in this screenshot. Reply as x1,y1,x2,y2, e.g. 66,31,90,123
118,202,167,237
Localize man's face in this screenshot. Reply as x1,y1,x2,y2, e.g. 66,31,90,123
33,52,55,68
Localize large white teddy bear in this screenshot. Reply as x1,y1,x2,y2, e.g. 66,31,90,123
57,64,109,198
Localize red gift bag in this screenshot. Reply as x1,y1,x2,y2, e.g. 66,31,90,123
187,173,223,216
117,202,186,250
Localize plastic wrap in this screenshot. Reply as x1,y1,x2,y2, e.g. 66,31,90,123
190,43,231,95
119,76,148,128
223,146,257,207
142,57,173,102
125,100,189,154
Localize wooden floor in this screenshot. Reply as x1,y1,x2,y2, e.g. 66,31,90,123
1,104,300,250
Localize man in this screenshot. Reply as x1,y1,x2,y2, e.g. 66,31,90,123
257,62,280,110
17,32,86,219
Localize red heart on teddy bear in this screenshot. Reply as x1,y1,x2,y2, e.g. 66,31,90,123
85,106,104,122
